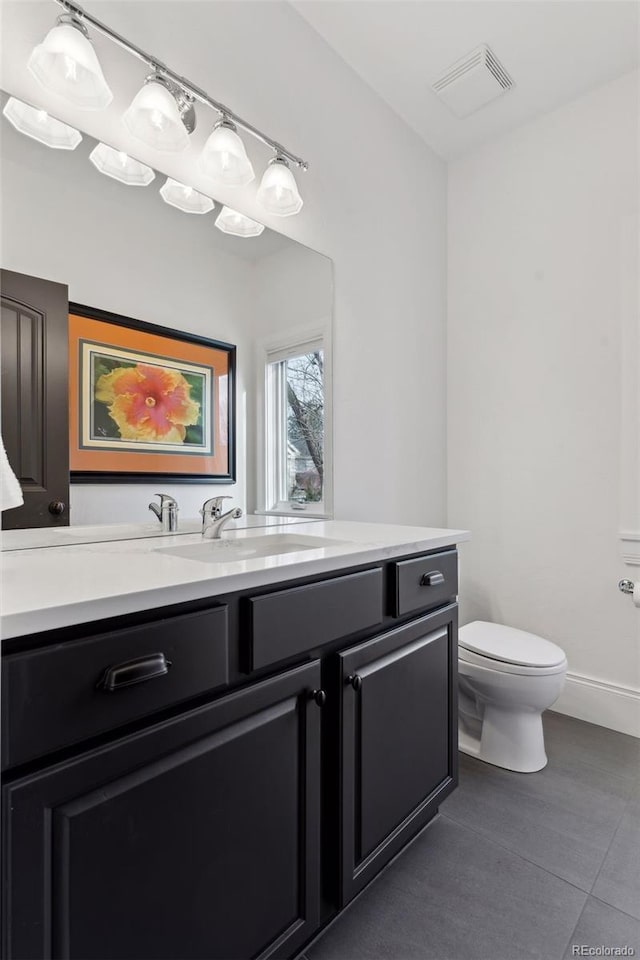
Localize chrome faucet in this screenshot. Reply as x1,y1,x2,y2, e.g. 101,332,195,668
149,494,179,532
200,496,243,539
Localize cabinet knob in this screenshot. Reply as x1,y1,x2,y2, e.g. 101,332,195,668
48,499,66,516
311,689,327,707
347,674,362,692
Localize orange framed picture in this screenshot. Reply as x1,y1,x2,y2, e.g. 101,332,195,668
69,304,235,483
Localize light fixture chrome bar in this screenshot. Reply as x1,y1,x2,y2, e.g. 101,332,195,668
52,0,309,170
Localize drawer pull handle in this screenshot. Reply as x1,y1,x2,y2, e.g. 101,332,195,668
311,688,327,707
98,653,172,692
347,674,362,692
421,570,445,587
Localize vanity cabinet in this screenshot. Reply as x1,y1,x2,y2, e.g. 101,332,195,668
3,661,322,960
1,548,459,960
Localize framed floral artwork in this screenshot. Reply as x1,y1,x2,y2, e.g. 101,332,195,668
68,304,235,483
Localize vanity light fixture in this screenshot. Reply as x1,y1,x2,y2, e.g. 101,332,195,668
28,13,113,110
199,118,255,186
256,156,303,216
123,74,194,152
215,206,265,238
30,0,308,213
2,96,82,149
159,178,214,214
89,142,155,186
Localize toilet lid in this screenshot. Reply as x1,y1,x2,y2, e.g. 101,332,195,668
459,621,566,668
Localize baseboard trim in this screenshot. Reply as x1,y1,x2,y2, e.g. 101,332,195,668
553,671,640,738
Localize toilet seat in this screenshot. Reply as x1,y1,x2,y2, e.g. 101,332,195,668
459,646,568,677
459,621,567,676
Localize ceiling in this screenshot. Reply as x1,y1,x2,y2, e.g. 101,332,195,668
292,1,640,159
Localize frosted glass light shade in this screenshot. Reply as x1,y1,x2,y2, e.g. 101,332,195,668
2,97,82,149
215,206,265,238
160,178,214,214
256,158,303,216
123,79,190,152
199,121,254,186
28,20,113,110
89,142,155,186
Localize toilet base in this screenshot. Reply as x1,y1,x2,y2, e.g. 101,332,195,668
459,707,548,773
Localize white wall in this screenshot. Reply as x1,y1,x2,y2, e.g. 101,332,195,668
1,0,448,528
447,71,640,735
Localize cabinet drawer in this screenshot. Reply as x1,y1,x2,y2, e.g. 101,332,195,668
2,605,228,769
248,569,383,670
392,550,458,617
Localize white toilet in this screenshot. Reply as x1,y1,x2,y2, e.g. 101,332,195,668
458,621,567,773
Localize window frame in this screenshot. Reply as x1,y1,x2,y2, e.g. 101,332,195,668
256,322,333,519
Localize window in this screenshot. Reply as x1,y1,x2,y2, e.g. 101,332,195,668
259,331,331,517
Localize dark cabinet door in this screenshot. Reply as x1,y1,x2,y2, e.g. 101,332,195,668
2,661,322,960
0,269,69,529
339,605,458,904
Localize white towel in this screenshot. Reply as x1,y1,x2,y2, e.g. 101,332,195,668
0,433,23,512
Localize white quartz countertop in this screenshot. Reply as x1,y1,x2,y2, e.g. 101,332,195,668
0,519,470,640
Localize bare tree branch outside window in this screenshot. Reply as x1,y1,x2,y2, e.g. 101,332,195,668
285,350,324,502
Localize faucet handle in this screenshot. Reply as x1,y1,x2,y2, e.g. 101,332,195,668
201,495,231,519
153,493,178,506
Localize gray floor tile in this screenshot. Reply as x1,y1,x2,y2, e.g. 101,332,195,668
592,798,640,919
308,877,460,960
309,817,586,960
564,897,640,959
545,712,640,787
441,746,630,890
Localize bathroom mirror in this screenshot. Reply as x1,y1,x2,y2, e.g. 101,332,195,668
0,91,333,535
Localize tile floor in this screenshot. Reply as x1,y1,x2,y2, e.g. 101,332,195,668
305,711,640,960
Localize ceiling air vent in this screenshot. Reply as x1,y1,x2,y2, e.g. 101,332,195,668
432,45,513,118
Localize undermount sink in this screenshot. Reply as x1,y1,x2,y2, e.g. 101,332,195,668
154,534,348,564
